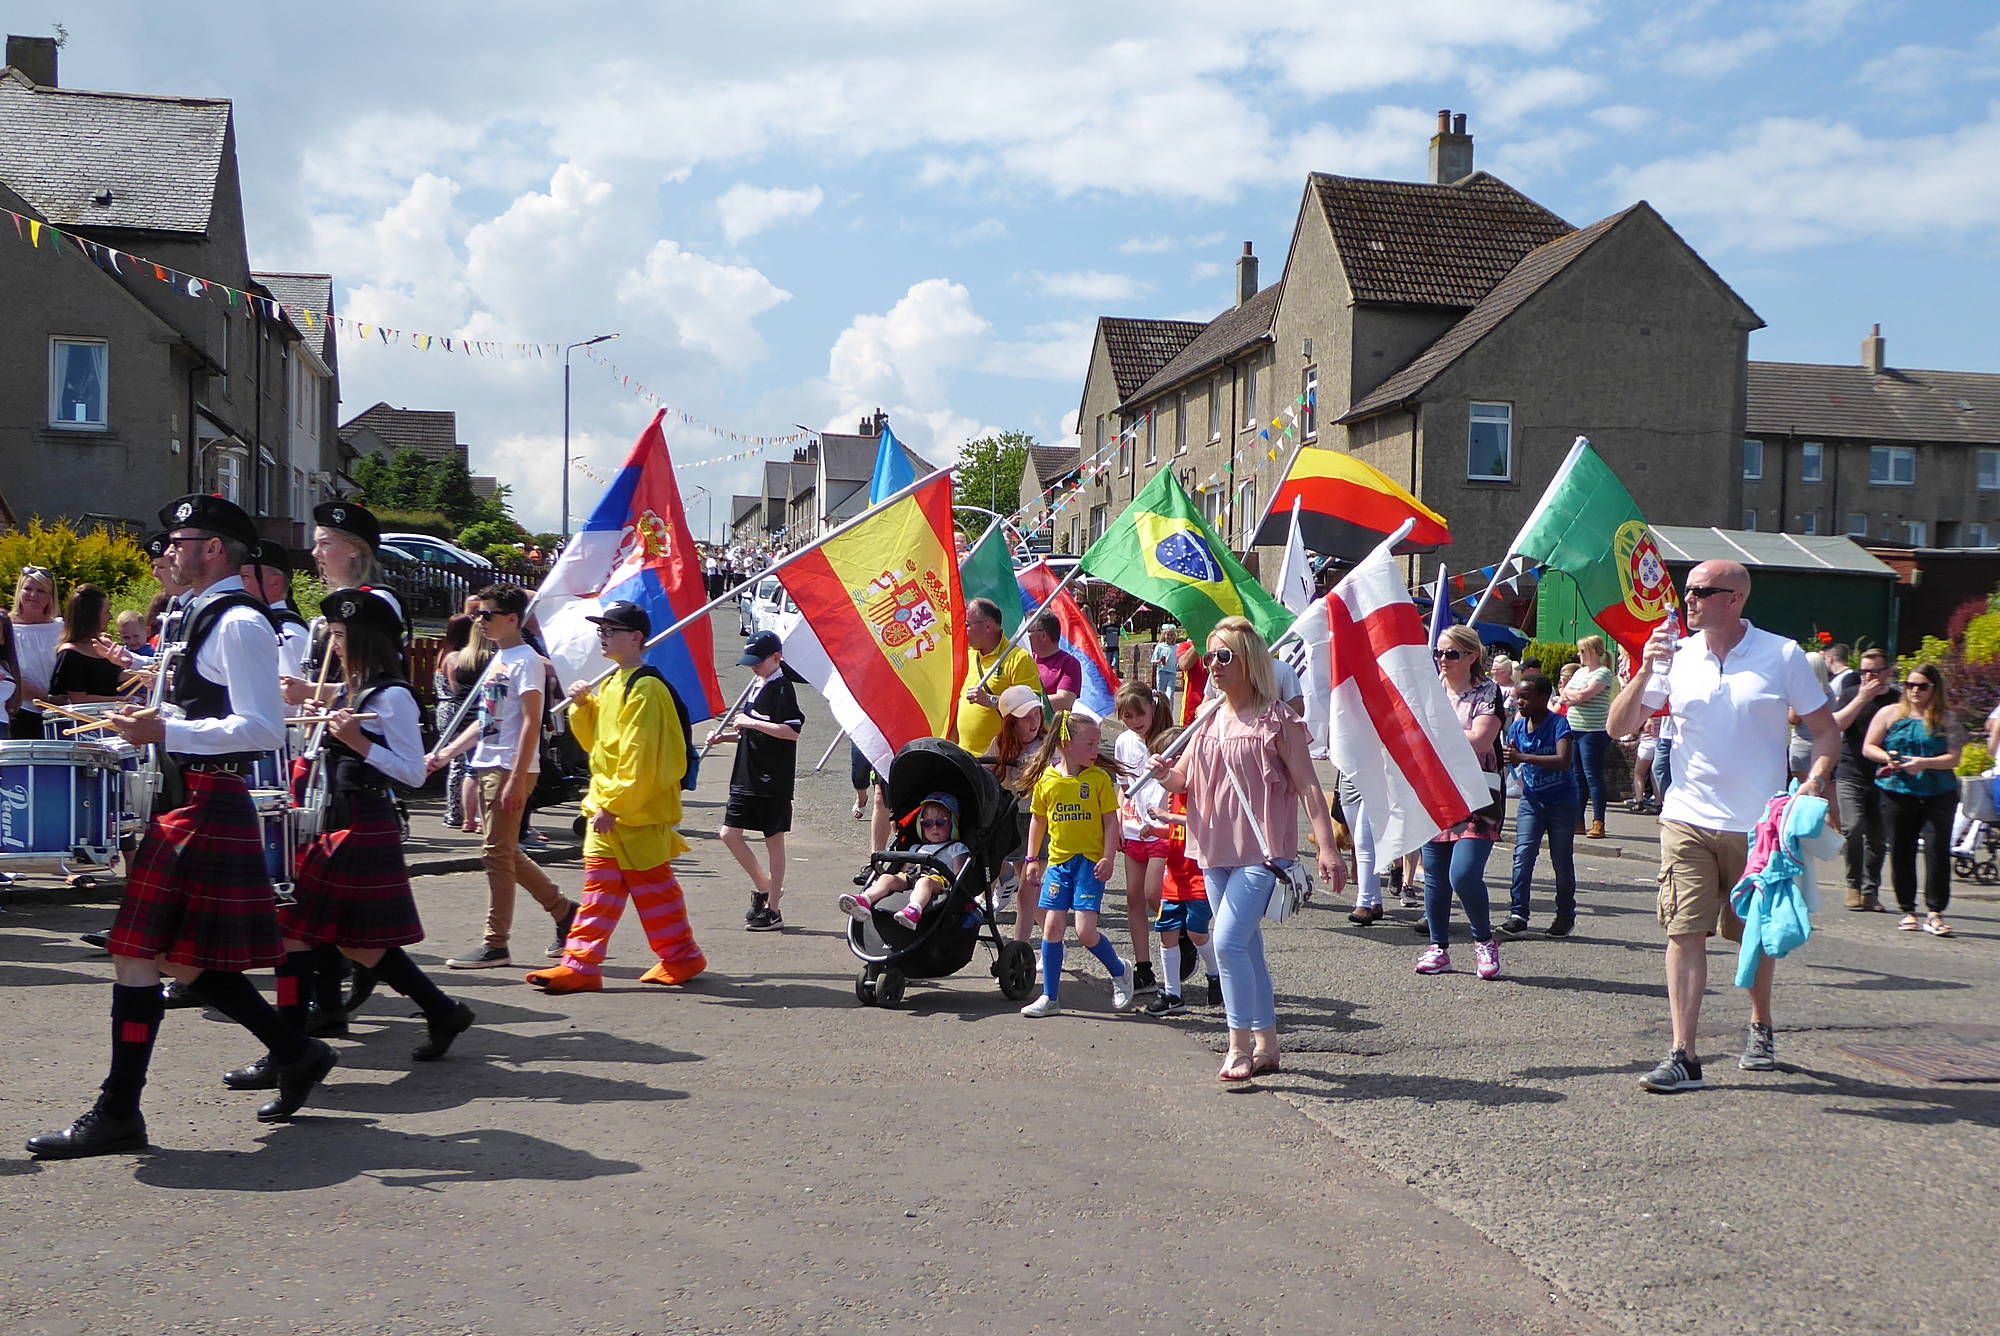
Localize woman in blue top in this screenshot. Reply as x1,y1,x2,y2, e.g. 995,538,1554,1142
1499,673,1580,937
1862,663,1964,937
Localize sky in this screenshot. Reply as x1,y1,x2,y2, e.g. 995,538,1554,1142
37,0,2000,536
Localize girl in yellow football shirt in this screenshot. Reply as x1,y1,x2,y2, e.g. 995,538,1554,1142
1018,712,1134,1018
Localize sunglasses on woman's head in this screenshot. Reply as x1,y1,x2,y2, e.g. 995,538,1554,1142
1203,647,1234,665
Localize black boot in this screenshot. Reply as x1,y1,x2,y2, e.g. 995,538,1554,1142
27,1103,148,1160
412,1002,476,1062
222,1055,276,1090
256,1040,339,1123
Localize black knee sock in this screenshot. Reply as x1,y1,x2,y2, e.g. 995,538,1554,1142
272,950,314,1034
193,970,309,1064
370,948,453,1020
311,944,345,1014
99,984,167,1117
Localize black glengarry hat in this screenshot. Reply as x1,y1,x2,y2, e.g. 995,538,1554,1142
313,500,381,551
320,587,402,638
159,494,259,550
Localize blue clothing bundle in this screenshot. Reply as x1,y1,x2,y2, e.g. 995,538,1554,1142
1728,786,1842,988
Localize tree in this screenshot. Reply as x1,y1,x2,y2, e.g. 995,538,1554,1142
955,430,1035,539
427,456,483,527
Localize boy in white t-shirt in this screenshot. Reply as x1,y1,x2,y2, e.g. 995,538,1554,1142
427,584,576,969
838,794,972,929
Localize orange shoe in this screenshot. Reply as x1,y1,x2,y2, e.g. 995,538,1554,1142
640,954,707,986
525,965,601,993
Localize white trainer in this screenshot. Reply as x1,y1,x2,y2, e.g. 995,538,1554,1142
1110,968,1136,1013
1020,994,1061,1018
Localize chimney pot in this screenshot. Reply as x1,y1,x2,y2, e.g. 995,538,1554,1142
1452,113,1467,135
5,34,58,87
1437,109,1451,133
1429,111,1474,185
1236,242,1259,308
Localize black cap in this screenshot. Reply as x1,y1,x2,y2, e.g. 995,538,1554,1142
143,531,172,560
159,494,259,550
246,540,292,575
738,629,782,666
585,600,651,637
320,587,401,638
313,500,381,550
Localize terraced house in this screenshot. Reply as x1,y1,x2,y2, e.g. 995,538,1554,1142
1039,112,1764,578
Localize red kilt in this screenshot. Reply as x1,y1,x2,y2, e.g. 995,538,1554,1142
109,769,285,971
279,792,424,949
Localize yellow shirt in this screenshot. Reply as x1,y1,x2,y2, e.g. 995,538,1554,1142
569,667,689,870
1030,764,1118,864
954,643,1039,758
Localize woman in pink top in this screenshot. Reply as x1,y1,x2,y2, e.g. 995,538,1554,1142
1153,616,1341,1082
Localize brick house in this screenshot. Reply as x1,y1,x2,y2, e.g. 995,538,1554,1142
1040,111,1762,581
0,37,338,543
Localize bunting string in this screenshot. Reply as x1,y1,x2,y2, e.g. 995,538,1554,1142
577,345,814,453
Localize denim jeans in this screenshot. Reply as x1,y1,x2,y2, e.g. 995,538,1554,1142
1510,790,1580,920
1652,736,1673,801
1420,838,1495,948
1207,863,1277,1032
1573,729,1611,823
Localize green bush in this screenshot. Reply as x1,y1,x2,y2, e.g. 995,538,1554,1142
372,510,455,540
457,518,529,553
1960,741,1992,778
1897,635,1954,678
1520,640,1578,678
0,518,151,602
1963,612,2000,667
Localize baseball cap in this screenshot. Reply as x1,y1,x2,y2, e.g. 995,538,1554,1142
586,600,650,636
996,684,1042,718
738,629,782,665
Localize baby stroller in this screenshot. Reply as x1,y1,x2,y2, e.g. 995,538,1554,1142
848,737,1039,1008
1951,770,1999,886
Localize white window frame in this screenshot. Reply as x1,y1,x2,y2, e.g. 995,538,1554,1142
1467,401,1513,482
1800,441,1822,484
1144,410,1157,466
1241,364,1256,429
1175,392,1187,455
1743,508,1758,531
1869,445,1915,486
1742,439,1763,481
1238,476,1257,542
1302,366,1318,440
1906,519,1928,546
1846,513,1868,539
1799,511,1819,535
1207,377,1221,441
1118,421,1132,477
215,451,243,504
48,336,110,431
1979,448,2000,491
257,448,276,515
1968,522,1990,548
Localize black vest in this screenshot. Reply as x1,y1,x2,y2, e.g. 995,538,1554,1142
325,678,416,794
169,591,269,721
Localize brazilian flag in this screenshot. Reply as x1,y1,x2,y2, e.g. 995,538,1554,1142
1078,470,1292,645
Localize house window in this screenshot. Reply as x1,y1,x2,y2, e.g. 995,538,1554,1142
1743,508,1758,531
1869,445,1915,486
1742,440,1763,481
1208,377,1221,440
1907,519,1928,546
1238,476,1257,541
1145,410,1157,465
48,338,109,429
1979,449,2000,490
1801,442,1823,483
258,449,276,515
1118,421,1132,476
1175,392,1187,455
216,451,243,504
1846,513,1868,539
220,311,230,374
1467,402,1512,481
1089,504,1109,543
1093,413,1104,461
1302,366,1318,440
1799,511,1819,535
1241,364,1256,428
1969,522,1991,548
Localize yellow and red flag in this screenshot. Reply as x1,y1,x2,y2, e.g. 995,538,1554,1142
775,472,965,773
1250,446,1451,560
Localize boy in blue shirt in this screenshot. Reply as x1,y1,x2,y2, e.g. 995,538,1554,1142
1500,673,1580,937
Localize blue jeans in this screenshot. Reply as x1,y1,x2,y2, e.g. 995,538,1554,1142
1510,790,1580,920
1420,839,1495,948
1574,729,1611,823
1207,864,1277,1032
1651,735,1673,801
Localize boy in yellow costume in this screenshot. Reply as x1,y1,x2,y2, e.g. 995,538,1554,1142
527,602,706,993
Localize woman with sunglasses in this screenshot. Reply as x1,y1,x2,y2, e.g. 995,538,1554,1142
1417,624,1506,979
1560,635,1617,839
1151,617,1341,1081
1861,663,1964,936
8,566,62,738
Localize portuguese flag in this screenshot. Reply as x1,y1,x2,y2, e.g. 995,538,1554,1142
1250,446,1451,561
1508,438,1676,661
1079,470,1292,646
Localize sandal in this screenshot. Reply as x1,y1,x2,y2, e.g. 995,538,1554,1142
1924,916,1954,937
1898,914,1921,931
1218,1052,1256,1082
1251,1052,1281,1075
851,798,866,820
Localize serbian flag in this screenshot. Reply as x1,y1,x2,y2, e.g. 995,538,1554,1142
1250,446,1450,561
1291,528,1489,862
536,410,728,720
776,471,965,774
1017,558,1120,718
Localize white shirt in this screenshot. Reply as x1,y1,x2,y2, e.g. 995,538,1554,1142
161,577,288,756
1113,729,1164,840
348,682,428,788
470,642,545,773
271,601,309,680
1641,621,1827,834
12,618,61,700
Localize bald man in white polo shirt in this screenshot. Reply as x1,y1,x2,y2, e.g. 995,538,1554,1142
1607,560,1839,1094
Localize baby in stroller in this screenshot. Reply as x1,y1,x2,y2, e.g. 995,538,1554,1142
839,792,973,929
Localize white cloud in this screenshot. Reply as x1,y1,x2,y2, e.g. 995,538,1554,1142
1472,66,1602,125
950,217,1009,244
1190,261,1226,281
817,279,998,461
618,240,793,363
983,319,1094,381
1657,0,1865,79
1590,104,1655,132
1027,270,1151,302
714,184,825,245
1859,33,2000,97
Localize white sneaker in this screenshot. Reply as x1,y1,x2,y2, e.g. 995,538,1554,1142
1110,968,1136,1013
1020,994,1061,1018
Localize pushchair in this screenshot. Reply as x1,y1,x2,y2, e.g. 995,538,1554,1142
847,737,1039,1008
1951,771,1999,886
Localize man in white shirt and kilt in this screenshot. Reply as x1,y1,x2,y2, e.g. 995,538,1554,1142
28,495,338,1160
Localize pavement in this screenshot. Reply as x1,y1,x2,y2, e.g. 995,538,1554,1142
2,614,1996,1335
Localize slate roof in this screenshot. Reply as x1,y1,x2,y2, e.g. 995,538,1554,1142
1101,317,1205,401
730,494,761,526
818,431,933,484
0,70,230,235
1028,444,1080,488
1123,283,1284,408
1310,171,1571,309
339,403,464,464
253,272,334,362
1747,361,2000,444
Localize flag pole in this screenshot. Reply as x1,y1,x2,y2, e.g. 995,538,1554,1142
698,675,763,757
551,463,957,714
1467,435,1588,626
814,729,847,772
974,560,1087,692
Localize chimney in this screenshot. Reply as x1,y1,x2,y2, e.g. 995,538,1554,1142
5,34,58,87
1236,241,1259,308
1862,323,1886,375
1429,108,1474,184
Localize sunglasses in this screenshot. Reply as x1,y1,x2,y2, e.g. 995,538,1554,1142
919,816,952,828
1903,681,1932,691
1203,647,1234,665
1433,648,1468,661
471,609,509,621
20,565,53,579
1684,585,1739,600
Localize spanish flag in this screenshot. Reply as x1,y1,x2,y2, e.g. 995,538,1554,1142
776,472,966,774
1250,446,1450,561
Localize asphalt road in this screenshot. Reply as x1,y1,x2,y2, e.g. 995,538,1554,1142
3,612,1996,1334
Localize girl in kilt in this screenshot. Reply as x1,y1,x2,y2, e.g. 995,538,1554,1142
225,589,474,1094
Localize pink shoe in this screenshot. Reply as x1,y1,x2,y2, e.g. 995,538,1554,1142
892,904,922,929
1474,938,1502,980
838,893,872,922
1415,945,1450,974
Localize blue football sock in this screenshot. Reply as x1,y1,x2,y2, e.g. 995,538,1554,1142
1040,941,1064,1000
1085,936,1125,978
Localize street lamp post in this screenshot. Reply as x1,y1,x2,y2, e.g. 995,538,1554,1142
688,484,712,544
562,332,620,541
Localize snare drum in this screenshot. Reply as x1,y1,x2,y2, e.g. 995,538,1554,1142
0,740,123,869
251,790,298,906
247,747,290,792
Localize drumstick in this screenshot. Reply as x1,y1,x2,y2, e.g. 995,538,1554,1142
62,719,121,735
292,712,380,724
31,701,106,725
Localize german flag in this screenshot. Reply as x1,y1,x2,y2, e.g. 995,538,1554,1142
1250,446,1450,560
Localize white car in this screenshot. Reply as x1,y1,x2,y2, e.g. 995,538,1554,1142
380,531,495,572
741,576,798,637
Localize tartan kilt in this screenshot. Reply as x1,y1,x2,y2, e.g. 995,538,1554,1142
109,769,284,971
280,792,423,948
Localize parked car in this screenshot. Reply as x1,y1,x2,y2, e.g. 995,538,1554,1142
381,531,494,575
741,576,797,637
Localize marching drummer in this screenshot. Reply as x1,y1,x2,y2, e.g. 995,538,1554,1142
221,587,474,1094
287,500,404,711
29,494,337,1161
242,540,311,680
